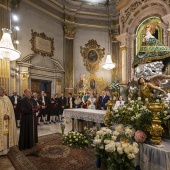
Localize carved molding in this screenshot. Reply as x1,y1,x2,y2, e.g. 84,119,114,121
120,46,127,51
30,29,55,57
80,39,105,73
115,0,130,11
21,73,29,81
64,24,76,39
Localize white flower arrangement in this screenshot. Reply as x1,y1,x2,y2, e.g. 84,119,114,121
93,125,139,169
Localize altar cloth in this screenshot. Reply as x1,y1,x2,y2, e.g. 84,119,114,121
63,108,106,123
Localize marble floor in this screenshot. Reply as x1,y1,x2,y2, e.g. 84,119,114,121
0,120,72,170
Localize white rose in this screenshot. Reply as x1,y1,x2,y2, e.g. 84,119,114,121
156,99,159,103
131,117,134,121
122,143,128,149
127,153,135,159
165,104,168,108
143,106,147,109
99,145,104,149
113,131,119,136
117,147,123,155
133,142,138,148
137,97,141,101
101,127,107,131
115,142,121,147
106,129,112,134
128,98,131,101
104,139,111,144
163,111,168,115
111,135,117,141
115,124,124,134
145,98,148,102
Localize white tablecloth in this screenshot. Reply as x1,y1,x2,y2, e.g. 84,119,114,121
135,139,170,170
63,108,106,123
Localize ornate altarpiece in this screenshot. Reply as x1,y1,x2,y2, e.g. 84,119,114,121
78,40,108,93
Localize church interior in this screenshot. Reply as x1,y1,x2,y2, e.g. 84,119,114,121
1,0,170,169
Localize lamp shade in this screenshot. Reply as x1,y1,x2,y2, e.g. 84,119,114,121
0,28,21,61
102,54,115,70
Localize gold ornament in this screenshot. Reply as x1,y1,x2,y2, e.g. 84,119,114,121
147,102,164,145
104,100,114,127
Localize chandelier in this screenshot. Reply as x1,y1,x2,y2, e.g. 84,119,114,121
0,28,21,61
102,0,115,70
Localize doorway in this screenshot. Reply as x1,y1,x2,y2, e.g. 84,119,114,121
31,79,52,98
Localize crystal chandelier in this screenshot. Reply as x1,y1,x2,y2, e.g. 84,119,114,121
0,28,21,61
102,0,115,70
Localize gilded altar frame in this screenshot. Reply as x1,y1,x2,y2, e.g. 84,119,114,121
80,39,105,73
83,74,108,94
30,30,55,57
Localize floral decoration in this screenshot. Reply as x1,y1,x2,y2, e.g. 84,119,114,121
62,132,88,148
93,125,139,170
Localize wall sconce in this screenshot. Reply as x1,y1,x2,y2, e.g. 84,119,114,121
13,40,19,44
10,65,19,72
11,72,19,77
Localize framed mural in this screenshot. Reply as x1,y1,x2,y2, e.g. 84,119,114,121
30,30,55,57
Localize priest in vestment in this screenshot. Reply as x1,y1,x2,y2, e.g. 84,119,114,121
0,86,17,155
19,89,38,150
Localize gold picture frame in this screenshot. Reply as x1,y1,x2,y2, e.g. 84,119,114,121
83,74,108,94
80,39,105,73
30,30,55,57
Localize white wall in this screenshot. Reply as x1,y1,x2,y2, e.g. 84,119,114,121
74,27,113,86
16,2,63,64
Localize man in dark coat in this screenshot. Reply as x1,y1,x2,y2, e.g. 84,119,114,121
10,91,21,127
98,90,110,110
67,93,75,108
58,92,67,122
38,91,49,124
19,89,38,150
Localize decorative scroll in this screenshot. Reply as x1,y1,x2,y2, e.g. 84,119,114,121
80,39,105,73
30,30,55,57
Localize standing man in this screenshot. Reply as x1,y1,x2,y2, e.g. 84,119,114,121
68,93,75,108
38,91,49,124
58,92,67,122
19,89,38,150
98,90,110,110
0,86,17,155
10,91,21,127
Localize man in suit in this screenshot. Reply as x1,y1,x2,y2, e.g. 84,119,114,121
67,93,75,108
98,90,110,110
10,91,21,127
58,92,67,122
38,91,49,124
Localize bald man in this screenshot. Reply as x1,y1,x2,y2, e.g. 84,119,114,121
19,89,38,150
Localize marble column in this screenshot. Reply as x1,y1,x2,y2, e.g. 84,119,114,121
63,23,76,97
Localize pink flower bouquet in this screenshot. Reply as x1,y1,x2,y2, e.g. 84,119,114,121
135,130,147,143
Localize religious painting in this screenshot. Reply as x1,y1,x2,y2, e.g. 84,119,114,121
80,39,105,73
88,50,98,63
90,79,95,89
30,30,55,57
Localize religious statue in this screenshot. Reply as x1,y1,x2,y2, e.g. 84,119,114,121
133,25,170,67
138,77,168,101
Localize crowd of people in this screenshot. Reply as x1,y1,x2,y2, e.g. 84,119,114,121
0,86,126,155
